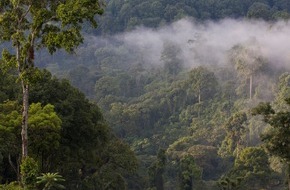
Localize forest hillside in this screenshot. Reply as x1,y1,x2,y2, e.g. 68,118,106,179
1,0,290,190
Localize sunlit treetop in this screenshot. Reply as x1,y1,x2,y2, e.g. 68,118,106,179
0,0,104,54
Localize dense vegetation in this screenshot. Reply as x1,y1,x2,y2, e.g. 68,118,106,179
2,0,290,190
0,69,138,189
94,0,290,35
47,39,290,189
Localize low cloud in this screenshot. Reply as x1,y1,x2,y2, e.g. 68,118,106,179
89,18,290,69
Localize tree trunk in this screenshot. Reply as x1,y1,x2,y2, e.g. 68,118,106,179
16,42,29,159
198,88,201,118
198,88,201,104
21,83,29,159
249,75,253,100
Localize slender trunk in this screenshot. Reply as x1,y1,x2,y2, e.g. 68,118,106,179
16,42,29,159
21,83,29,159
198,88,201,104
236,139,241,158
249,75,252,100
198,88,201,118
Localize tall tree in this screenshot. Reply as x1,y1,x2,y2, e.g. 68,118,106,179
187,66,217,118
229,43,265,100
0,0,103,160
161,41,183,79
0,101,62,183
188,66,217,105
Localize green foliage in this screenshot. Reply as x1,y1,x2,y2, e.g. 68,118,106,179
148,149,166,190
0,0,104,54
0,182,23,190
56,0,103,28
3,1,290,188
0,0,105,169
0,99,63,175
81,138,138,190
36,173,65,190
273,72,290,111
1,49,16,71
179,155,202,190
28,70,137,189
0,69,138,189
261,112,290,162
0,101,21,155
28,103,62,152
234,147,270,174
247,2,272,20
187,66,218,104
219,112,247,158
223,147,276,189
38,47,285,189
218,177,242,190
92,0,290,35
253,98,290,164
0,68,20,102
161,41,183,78
20,157,39,188
228,43,267,100
28,103,62,171
252,102,274,116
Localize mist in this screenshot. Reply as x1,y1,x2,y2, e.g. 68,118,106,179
82,18,290,70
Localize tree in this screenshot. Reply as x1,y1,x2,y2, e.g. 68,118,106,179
229,43,265,100
148,149,166,190
20,156,39,188
0,100,62,183
161,41,183,79
219,112,247,158
273,72,290,111
30,73,108,188
89,138,138,190
28,70,139,189
187,66,217,105
222,147,275,189
247,2,271,20
185,66,218,119
179,155,202,190
252,101,290,190
0,101,22,181
28,103,62,172
0,0,103,160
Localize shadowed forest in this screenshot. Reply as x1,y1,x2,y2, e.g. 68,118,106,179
1,0,290,189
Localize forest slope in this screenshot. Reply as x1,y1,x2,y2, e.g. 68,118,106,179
2,0,290,189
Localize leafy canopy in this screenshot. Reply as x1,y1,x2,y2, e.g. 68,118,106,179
0,0,104,83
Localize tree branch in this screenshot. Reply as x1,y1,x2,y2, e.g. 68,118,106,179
8,154,19,180
19,5,32,24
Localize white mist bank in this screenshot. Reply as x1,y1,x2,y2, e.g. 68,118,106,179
83,18,290,69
